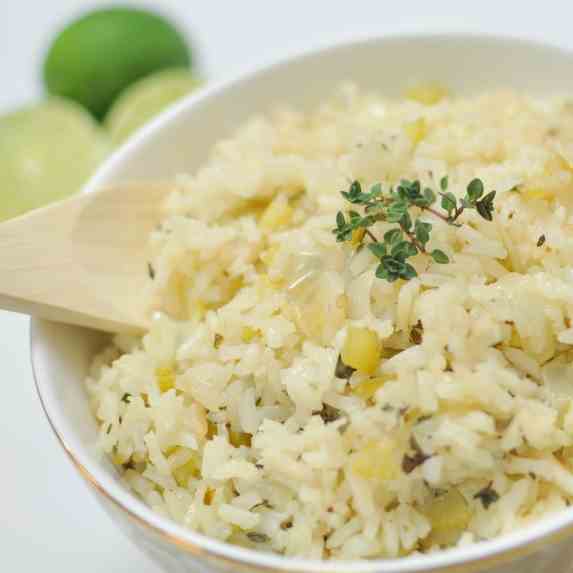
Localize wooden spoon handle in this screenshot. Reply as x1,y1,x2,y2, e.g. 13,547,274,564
0,183,171,332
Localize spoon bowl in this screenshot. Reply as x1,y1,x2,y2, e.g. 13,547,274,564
0,182,170,332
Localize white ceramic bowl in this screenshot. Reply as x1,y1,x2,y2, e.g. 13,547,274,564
31,34,573,573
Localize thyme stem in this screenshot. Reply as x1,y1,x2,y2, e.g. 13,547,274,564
333,177,496,282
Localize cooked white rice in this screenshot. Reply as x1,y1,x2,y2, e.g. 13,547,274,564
87,85,573,559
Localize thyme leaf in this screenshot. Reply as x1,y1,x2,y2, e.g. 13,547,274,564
333,177,496,282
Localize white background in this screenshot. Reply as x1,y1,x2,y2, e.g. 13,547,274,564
2,1,573,571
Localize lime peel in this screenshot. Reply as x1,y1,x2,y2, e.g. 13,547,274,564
105,68,202,145
0,98,111,221
43,8,192,120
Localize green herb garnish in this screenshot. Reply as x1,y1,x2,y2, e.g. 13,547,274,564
333,177,496,282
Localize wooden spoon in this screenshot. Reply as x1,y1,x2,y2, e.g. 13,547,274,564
0,183,172,333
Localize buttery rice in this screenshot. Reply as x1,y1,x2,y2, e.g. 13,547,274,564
87,85,573,559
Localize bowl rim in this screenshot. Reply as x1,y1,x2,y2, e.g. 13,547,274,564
31,31,573,573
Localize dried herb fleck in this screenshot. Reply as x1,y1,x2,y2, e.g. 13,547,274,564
402,450,430,474
147,262,156,280
122,459,135,471
315,403,342,424
247,532,270,543
214,333,224,348
251,500,273,510
402,436,431,474
121,393,132,404
409,320,424,345
335,354,356,379
537,234,546,247
473,482,499,509
384,499,400,512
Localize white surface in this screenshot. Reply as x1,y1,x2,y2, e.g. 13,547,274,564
2,1,573,571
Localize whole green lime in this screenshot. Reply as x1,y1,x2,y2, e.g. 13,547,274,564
43,8,191,120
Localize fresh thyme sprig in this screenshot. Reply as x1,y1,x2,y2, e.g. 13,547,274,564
333,177,496,282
